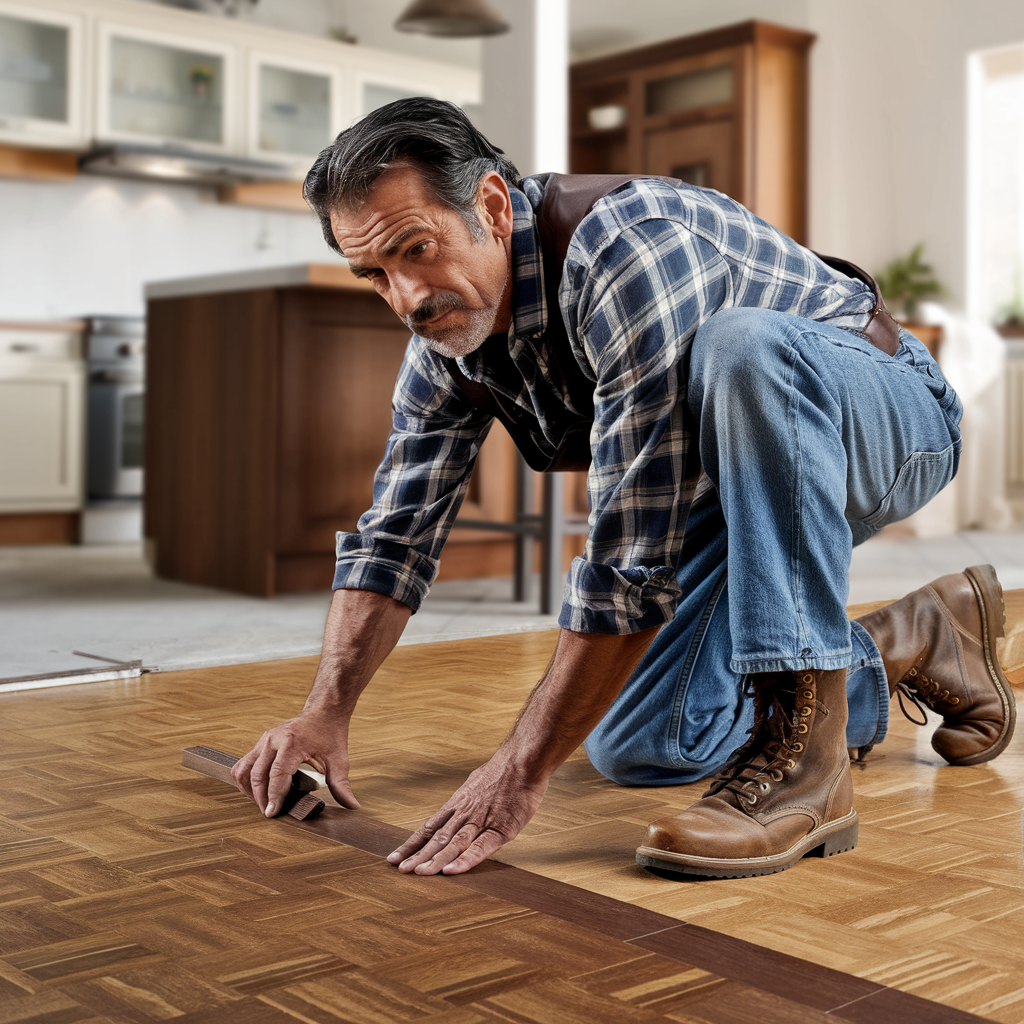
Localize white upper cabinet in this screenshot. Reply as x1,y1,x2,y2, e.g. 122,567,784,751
0,2,86,148
96,21,236,152
0,0,481,174
246,51,343,172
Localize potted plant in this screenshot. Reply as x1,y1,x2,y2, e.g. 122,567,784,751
996,264,1024,338
875,244,946,358
875,243,946,322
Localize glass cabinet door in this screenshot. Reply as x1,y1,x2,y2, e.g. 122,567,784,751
0,4,82,145
100,25,233,150
251,57,337,162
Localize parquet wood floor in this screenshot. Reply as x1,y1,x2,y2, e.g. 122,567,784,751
2,597,1022,1023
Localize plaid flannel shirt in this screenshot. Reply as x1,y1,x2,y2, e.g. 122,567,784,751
333,177,876,634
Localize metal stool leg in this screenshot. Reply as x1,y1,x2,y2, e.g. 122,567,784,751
540,472,565,616
513,453,534,603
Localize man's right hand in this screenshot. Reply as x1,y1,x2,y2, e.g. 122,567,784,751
231,711,359,816
231,589,412,818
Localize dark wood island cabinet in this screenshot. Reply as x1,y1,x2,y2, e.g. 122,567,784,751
144,264,518,597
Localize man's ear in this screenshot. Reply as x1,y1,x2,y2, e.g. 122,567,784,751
477,171,514,240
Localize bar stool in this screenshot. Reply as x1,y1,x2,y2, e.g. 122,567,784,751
454,452,589,614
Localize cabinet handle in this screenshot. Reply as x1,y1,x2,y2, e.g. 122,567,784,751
9,343,40,353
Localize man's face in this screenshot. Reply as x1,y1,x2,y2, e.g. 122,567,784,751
332,165,514,359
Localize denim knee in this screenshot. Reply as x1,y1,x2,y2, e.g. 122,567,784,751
583,728,643,786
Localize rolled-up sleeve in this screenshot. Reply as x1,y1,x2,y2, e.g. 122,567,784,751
333,337,491,612
557,220,730,634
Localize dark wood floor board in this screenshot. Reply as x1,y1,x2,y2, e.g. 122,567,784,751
449,854,682,941
257,974,498,1024
833,985,1000,1024
664,980,839,1023
0,988,101,1024
479,977,676,1023
5,930,163,986
628,923,881,1012
0,897,96,957
57,965,243,1024
0,835,91,876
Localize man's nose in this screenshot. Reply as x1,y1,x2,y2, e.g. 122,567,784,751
388,273,432,319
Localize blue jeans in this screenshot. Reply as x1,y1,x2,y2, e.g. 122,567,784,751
585,309,964,786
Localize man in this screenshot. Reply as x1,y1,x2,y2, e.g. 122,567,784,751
232,98,1015,880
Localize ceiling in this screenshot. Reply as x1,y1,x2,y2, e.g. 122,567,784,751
142,0,814,68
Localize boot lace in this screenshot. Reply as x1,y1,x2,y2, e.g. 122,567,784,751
896,663,960,725
704,672,819,809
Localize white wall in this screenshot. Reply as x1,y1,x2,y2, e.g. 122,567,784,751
807,0,1024,309
0,176,335,319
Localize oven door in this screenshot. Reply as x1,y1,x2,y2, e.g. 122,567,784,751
87,373,144,498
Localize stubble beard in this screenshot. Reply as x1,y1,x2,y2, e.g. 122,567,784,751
406,269,509,360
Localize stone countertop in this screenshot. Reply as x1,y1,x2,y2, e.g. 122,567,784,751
144,263,374,301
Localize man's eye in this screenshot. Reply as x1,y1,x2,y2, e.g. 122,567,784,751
409,242,428,257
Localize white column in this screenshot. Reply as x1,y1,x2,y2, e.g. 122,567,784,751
480,0,568,176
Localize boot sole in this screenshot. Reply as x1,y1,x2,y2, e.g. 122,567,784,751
635,809,859,880
954,564,1018,766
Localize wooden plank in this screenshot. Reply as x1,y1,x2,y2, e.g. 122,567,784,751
0,144,78,181
218,180,309,213
0,512,79,545
181,745,324,821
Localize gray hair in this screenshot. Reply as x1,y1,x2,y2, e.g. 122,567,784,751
303,97,521,254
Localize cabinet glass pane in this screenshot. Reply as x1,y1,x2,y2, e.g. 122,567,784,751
363,83,420,116
0,14,68,123
259,64,331,156
646,65,733,116
109,36,223,144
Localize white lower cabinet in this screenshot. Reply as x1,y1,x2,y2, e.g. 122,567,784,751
0,325,84,513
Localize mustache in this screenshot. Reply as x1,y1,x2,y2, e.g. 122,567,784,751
406,291,469,330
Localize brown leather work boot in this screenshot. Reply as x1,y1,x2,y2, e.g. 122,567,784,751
636,669,858,878
855,564,1016,766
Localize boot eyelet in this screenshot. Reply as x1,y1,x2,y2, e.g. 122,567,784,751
909,668,918,676
797,722,808,734
802,690,814,700
940,689,949,699
802,673,814,683
799,707,812,717
786,759,796,769
759,781,770,792
747,793,758,805
950,696,960,705
791,742,804,752
770,770,784,781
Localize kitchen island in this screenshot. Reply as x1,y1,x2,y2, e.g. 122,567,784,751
144,264,517,597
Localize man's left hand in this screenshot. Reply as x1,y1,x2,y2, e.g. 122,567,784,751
387,754,547,875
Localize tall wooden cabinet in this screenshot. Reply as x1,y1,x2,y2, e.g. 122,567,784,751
570,20,815,243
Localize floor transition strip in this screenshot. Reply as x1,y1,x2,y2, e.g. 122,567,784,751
283,806,990,1023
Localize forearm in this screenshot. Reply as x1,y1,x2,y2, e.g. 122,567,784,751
500,625,659,781
304,588,412,717
388,623,659,874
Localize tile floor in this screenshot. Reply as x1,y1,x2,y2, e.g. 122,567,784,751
4,529,1024,683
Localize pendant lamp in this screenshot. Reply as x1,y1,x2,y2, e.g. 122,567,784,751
394,0,509,38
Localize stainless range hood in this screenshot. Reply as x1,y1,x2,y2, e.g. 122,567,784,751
79,144,297,187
